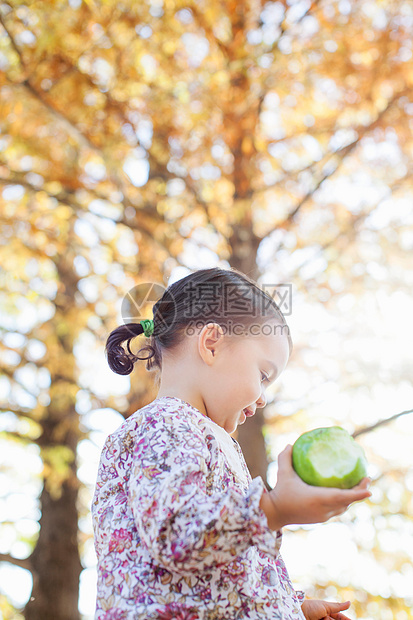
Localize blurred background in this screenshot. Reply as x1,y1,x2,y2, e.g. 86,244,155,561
0,0,413,618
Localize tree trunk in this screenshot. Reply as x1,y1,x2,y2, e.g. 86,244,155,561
25,473,82,620
25,251,83,620
230,230,272,490
236,405,272,491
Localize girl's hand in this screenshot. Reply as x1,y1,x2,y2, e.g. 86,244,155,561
262,445,371,530
301,599,352,620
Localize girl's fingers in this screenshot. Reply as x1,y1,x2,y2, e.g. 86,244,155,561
278,444,292,462
329,600,351,620
337,487,372,505
328,601,351,611
354,477,372,489
277,445,294,473
321,483,371,508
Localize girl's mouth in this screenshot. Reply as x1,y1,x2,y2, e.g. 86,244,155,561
243,408,255,417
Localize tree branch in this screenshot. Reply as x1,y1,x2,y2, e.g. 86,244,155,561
190,5,229,59
0,365,40,400
269,0,322,55
0,553,32,571
0,169,178,259
287,167,413,275
0,10,226,252
0,13,28,74
0,430,38,444
264,85,412,258
0,404,35,418
353,408,413,438
1,9,224,243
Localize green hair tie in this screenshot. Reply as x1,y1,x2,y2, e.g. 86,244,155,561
140,319,154,337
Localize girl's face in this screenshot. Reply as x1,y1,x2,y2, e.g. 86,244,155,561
199,320,290,434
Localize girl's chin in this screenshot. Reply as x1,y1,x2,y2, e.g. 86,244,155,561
239,410,247,424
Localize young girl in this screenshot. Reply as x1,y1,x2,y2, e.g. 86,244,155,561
92,267,371,620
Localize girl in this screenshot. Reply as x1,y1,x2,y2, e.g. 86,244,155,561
92,267,371,620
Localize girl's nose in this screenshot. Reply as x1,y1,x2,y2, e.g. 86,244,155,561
256,390,267,409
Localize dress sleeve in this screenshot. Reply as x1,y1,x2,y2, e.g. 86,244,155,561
295,590,305,604
128,410,281,575
274,549,305,606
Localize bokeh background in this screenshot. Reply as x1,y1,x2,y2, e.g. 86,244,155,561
1,0,413,618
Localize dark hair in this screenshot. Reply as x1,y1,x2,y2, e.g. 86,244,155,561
105,267,292,382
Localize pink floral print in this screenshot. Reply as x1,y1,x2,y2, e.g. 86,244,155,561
92,396,305,619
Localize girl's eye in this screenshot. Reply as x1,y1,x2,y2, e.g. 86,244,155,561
261,372,269,383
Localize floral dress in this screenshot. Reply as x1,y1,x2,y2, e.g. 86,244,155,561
92,396,306,620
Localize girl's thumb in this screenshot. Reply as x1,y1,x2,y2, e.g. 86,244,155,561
278,444,293,470
329,601,351,611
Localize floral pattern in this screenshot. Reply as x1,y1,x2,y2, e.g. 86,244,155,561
92,396,306,619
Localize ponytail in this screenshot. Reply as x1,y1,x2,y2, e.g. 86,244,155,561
105,322,155,375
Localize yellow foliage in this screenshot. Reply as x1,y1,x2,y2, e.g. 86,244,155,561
0,0,413,616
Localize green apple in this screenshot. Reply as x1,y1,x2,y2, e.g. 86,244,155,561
292,426,367,489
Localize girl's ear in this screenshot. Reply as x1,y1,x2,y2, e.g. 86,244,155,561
198,322,224,365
